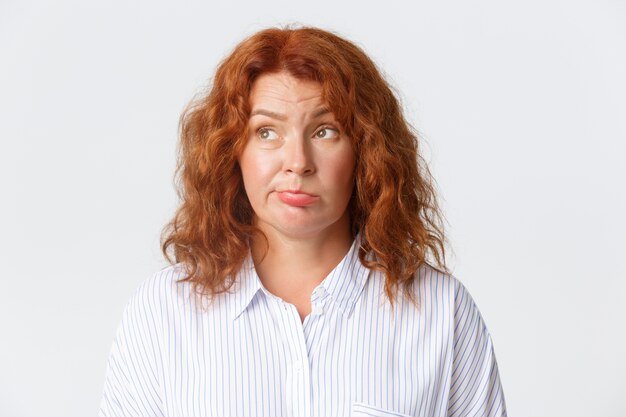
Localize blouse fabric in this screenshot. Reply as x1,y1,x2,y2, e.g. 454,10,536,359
99,235,507,417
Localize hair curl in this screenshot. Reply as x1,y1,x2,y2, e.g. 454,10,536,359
161,26,449,309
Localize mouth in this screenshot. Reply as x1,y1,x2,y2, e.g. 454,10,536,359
275,190,319,207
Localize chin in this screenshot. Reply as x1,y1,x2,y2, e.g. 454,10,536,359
272,214,349,240
273,223,330,239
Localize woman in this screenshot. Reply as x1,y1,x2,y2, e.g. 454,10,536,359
100,26,507,417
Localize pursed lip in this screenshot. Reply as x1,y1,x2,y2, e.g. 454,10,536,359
275,189,319,206
276,189,318,197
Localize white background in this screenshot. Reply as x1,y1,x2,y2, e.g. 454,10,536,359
1,0,624,416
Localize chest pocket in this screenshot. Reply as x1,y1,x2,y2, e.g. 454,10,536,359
351,402,412,417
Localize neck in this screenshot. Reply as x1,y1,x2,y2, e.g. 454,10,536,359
250,215,354,303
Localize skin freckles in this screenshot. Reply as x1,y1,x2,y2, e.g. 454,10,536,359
238,71,356,242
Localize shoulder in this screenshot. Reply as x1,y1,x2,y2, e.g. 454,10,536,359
123,263,195,320
408,263,485,323
415,264,493,338
411,262,464,303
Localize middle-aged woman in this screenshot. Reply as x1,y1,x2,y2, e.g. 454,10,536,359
100,26,507,417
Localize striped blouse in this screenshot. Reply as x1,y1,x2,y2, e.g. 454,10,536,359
99,235,507,417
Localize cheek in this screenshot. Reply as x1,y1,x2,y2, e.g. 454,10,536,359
324,150,356,195
239,149,276,192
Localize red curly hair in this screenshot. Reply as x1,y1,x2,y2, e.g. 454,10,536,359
161,26,449,308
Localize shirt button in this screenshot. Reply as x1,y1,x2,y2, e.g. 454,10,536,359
294,361,302,372
312,305,324,315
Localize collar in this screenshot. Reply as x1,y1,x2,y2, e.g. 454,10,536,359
230,254,264,321
316,233,371,318
230,233,371,321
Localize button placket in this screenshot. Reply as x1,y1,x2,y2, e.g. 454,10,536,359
286,303,312,417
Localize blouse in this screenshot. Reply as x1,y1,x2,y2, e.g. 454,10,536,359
99,234,507,416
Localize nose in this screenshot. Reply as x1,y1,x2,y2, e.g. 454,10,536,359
283,137,315,176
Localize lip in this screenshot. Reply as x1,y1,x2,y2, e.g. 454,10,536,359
276,190,319,207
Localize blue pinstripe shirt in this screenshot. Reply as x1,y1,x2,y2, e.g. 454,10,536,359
100,235,507,416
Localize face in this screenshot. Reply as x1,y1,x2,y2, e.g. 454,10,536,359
238,71,356,241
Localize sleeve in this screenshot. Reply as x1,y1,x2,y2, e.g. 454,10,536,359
99,279,166,417
447,281,507,417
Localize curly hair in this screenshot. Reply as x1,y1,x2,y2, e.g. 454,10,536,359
161,26,449,309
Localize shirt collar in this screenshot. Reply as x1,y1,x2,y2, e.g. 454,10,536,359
230,254,264,321
316,233,370,318
230,233,371,321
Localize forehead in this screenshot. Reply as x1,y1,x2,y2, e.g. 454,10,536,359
248,71,325,110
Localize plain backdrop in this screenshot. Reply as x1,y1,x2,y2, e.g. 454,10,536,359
1,0,624,416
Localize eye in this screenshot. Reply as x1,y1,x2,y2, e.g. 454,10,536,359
257,127,279,141
314,127,339,139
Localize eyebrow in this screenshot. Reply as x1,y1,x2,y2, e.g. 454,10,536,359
249,107,332,120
